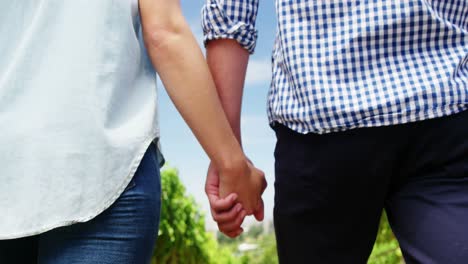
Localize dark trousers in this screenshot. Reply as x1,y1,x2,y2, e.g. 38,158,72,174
273,110,468,264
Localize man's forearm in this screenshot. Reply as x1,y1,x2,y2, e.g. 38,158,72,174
206,39,250,145
140,1,246,173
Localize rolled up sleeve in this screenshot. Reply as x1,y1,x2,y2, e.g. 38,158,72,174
201,0,259,54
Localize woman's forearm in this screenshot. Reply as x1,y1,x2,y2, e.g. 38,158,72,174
140,5,245,173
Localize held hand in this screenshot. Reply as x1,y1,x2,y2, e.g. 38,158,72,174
218,158,267,220
206,163,247,237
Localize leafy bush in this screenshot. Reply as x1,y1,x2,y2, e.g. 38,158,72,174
152,166,237,264
368,213,404,264
152,166,404,264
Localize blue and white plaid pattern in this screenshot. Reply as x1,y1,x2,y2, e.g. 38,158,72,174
202,0,259,53
202,0,468,134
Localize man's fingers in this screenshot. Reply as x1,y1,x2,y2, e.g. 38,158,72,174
204,162,219,195
222,227,244,238
213,203,243,223
254,199,264,221
218,210,247,234
262,177,267,193
207,193,238,212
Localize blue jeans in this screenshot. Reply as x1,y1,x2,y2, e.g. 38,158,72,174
0,143,162,264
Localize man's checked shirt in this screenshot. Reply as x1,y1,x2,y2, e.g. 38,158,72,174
202,0,468,134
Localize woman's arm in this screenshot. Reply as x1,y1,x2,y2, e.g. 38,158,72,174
138,0,265,214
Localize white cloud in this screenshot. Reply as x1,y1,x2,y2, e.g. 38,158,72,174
245,59,272,86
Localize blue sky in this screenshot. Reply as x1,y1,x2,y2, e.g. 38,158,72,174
157,1,277,228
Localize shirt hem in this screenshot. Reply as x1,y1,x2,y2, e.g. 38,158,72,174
0,131,160,240
269,106,468,135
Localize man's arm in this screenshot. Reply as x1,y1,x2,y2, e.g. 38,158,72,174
202,0,264,237
205,40,265,237
139,0,265,214
206,39,250,144
201,0,260,143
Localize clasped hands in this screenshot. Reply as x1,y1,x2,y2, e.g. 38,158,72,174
205,159,267,238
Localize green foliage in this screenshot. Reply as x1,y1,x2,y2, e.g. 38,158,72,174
246,224,264,239
152,165,404,264
153,166,237,264
216,222,278,264
221,214,403,264
240,233,279,264
368,213,404,264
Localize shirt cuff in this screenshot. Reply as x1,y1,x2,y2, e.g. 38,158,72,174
202,5,258,54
